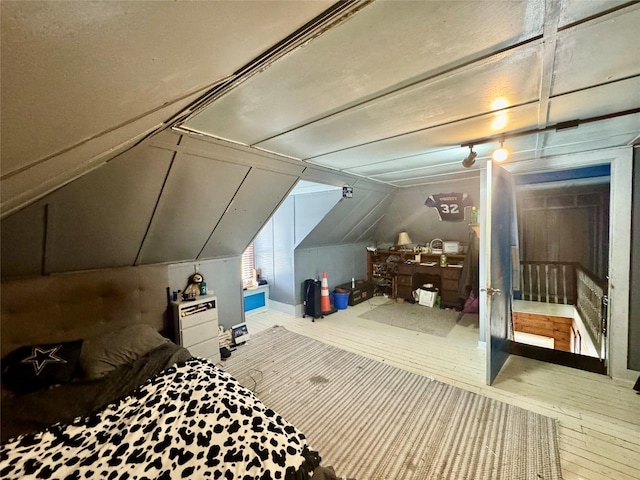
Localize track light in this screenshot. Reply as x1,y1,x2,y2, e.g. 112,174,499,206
462,146,477,168
492,140,508,162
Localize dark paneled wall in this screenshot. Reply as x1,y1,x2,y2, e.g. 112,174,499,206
517,183,610,279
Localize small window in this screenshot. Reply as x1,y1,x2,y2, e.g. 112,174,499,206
241,243,255,288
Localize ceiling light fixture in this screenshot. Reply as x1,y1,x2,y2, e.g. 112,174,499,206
492,140,508,162
462,146,477,168
459,108,640,161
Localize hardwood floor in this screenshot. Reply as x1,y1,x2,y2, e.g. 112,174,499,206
243,299,640,480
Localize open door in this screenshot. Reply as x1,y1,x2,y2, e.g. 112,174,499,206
485,160,515,385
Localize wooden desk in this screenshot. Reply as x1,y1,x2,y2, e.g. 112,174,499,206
367,249,465,308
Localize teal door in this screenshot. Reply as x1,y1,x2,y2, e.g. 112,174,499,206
485,160,515,385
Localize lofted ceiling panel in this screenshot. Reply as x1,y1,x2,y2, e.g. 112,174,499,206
540,114,640,156
347,197,391,244
0,0,333,215
178,1,638,187
2,0,639,221
551,7,640,96
307,103,541,173
183,0,544,145
0,0,331,167
199,168,299,259
297,185,393,248
255,43,543,159
391,170,483,188
558,0,631,26
45,146,174,273
137,153,251,265
547,77,640,124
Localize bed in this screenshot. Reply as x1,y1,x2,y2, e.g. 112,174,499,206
0,266,325,480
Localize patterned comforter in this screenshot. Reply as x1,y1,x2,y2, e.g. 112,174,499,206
0,358,310,479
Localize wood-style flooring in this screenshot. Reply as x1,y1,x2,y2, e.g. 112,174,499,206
243,299,640,480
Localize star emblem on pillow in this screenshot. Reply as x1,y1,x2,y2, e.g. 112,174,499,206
20,345,68,375
3,339,83,393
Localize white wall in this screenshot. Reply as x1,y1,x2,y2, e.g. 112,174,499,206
168,257,244,330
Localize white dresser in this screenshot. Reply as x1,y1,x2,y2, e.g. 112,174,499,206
172,294,220,363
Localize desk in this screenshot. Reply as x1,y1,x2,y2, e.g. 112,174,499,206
396,263,463,308
367,249,465,308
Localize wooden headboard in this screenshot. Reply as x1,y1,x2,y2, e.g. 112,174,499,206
1,265,170,358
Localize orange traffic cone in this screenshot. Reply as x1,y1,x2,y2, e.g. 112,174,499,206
320,272,331,313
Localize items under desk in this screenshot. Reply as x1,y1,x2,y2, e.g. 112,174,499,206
367,249,465,309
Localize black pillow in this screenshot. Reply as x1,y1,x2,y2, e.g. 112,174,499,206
2,340,83,394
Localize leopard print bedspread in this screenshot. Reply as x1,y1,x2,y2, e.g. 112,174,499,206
0,358,308,479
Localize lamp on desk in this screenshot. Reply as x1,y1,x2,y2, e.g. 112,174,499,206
396,231,413,250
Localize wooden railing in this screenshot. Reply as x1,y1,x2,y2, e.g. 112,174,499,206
519,261,607,356
520,261,577,304
575,267,607,356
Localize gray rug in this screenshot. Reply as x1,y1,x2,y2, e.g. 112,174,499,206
222,326,563,480
358,301,459,337
458,312,480,328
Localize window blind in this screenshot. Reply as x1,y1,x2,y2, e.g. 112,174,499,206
241,243,255,282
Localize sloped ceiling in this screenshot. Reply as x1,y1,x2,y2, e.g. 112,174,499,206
2,1,639,221
297,183,393,249
0,0,335,217
179,0,640,184
0,129,392,278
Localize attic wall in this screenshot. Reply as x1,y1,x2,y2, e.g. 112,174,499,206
297,181,396,248
294,243,369,305
3,130,380,279
167,257,243,331
294,190,342,247
1,128,395,326
255,186,391,307
255,196,296,306
375,177,481,248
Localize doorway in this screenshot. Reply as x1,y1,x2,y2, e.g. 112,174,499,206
509,166,611,374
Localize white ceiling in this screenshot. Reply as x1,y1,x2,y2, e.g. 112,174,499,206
2,1,639,216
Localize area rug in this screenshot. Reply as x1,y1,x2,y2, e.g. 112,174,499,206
358,301,459,337
222,326,563,480
457,312,480,328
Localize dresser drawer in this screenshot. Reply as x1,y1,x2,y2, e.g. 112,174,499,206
180,320,217,348
415,265,439,274
186,338,219,360
442,279,459,292
442,267,461,280
180,309,217,330
397,264,413,275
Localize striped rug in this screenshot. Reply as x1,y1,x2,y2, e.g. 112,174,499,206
221,326,562,480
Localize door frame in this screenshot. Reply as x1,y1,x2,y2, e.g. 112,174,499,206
477,146,634,382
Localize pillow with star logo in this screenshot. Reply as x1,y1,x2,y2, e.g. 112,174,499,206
1,340,83,394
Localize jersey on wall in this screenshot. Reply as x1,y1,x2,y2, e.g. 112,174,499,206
425,192,473,221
